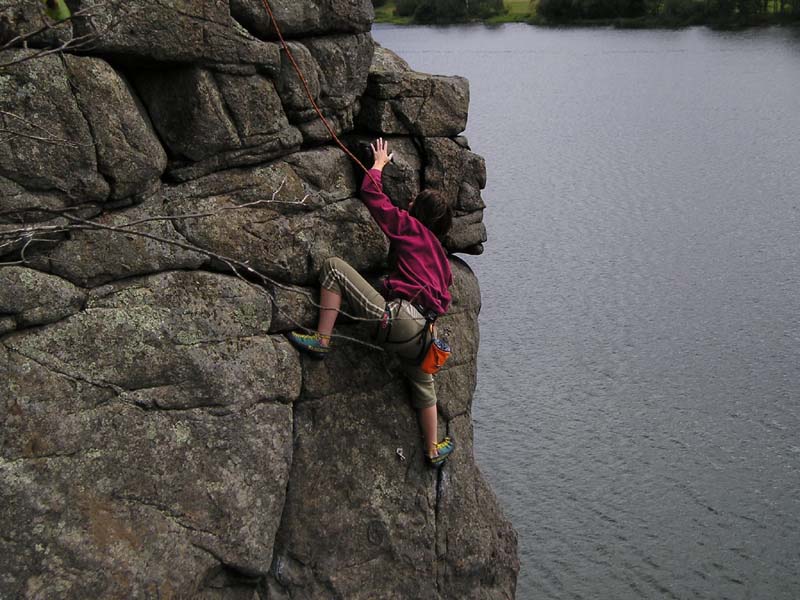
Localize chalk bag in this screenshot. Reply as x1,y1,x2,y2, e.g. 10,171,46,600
420,336,451,375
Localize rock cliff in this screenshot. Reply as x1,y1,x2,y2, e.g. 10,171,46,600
0,1,518,597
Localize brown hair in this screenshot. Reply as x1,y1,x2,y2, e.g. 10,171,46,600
409,189,453,240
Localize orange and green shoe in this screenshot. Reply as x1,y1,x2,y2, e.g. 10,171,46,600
287,331,330,359
428,436,455,467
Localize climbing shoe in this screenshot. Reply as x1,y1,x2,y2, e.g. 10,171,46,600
287,331,330,359
428,436,455,467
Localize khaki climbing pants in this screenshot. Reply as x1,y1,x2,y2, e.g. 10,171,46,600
319,257,436,410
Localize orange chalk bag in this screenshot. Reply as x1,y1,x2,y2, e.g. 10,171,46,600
419,323,451,375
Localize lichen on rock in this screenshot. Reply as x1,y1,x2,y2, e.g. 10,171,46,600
0,1,518,597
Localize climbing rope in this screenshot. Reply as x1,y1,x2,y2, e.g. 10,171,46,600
258,0,378,188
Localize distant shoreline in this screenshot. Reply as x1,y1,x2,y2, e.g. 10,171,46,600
373,0,800,29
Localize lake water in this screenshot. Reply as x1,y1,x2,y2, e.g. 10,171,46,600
372,24,800,599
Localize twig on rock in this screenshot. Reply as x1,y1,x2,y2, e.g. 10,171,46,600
0,201,386,352
0,6,117,69
0,110,91,148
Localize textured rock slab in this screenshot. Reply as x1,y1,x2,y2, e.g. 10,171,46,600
0,50,167,257
64,55,167,201
230,0,374,38
267,283,318,333
347,134,423,209
284,145,357,203
71,0,278,67
269,370,516,599
436,414,520,599
0,267,85,334
28,193,207,288
434,258,481,419
276,33,374,143
298,322,396,400
0,270,301,596
132,66,302,179
0,5,517,595
424,137,487,212
167,160,388,285
424,137,488,254
358,46,469,138
0,0,72,47
0,401,292,597
4,270,300,409
0,51,108,207
268,388,439,599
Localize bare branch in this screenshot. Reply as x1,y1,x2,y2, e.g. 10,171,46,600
0,30,98,68
0,200,390,352
0,110,94,148
0,6,120,70
0,7,90,54
116,179,312,231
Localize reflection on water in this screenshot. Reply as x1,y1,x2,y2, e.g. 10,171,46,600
373,24,800,600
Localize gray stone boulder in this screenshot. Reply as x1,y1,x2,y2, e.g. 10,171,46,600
435,257,482,420
276,33,374,144
0,0,72,48
63,55,167,201
27,193,207,288
131,66,302,181
347,134,424,209
358,46,469,138
5,270,300,409
266,386,440,599
0,267,85,335
267,283,319,333
166,154,389,286
0,2,518,596
230,0,374,39
69,0,278,67
437,413,520,599
0,50,166,259
424,137,488,255
1,270,301,596
284,145,358,203
0,51,109,208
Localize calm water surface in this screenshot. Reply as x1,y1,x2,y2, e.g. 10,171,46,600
373,24,800,599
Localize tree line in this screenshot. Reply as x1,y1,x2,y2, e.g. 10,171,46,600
536,0,799,25
372,0,799,25
372,0,506,23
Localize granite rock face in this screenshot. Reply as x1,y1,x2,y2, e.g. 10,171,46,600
230,0,374,38
358,46,469,138
0,1,517,597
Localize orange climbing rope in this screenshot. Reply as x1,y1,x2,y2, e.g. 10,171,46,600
258,0,378,187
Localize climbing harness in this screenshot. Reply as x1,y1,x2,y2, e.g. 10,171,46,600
376,300,451,375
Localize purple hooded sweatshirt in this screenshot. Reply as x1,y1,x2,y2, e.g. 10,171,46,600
360,169,452,315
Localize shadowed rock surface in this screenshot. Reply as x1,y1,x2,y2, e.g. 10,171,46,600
0,1,517,597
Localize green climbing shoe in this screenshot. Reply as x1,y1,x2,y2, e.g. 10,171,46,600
287,331,330,359
428,436,455,467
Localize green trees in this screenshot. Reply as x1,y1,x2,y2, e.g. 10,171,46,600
373,0,798,22
388,0,505,22
535,0,798,23
537,0,646,21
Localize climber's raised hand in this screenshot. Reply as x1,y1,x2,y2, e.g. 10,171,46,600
370,137,394,171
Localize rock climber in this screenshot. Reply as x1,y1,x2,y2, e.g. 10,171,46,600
288,137,456,467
